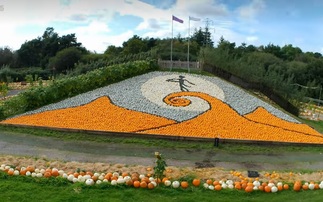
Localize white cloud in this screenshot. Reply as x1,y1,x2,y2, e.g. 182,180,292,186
237,0,266,19
246,36,258,42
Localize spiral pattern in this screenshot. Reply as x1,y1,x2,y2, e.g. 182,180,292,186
163,96,191,107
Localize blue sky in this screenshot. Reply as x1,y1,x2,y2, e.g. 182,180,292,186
0,0,323,54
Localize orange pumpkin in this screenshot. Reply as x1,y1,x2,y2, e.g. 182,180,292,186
140,181,148,188
181,181,189,189
44,171,52,178
133,180,140,188
264,186,271,193
192,179,201,187
293,183,301,192
245,185,253,193
283,184,289,190
147,182,155,189
214,184,222,191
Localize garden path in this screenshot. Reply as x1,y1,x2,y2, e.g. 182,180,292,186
0,131,323,171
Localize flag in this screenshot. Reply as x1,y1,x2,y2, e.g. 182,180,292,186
172,15,184,23
189,16,200,21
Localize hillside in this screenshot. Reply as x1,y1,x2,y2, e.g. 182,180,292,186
1,71,322,144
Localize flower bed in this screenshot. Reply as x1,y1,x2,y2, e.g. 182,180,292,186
1,163,323,193
1,71,322,144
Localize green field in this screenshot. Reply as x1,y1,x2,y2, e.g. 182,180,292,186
1,173,323,202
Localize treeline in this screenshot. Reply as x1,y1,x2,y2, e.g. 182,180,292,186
0,26,212,80
1,26,322,106
202,37,323,105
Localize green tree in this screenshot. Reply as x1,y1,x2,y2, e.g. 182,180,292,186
122,35,148,55
281,44,302,61
104,45,123,56
17,27,85,68
263,43,282,58
48,47,82,73
0,47,14,67
191,27,214,48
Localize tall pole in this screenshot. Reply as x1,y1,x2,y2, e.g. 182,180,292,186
170,16,173,71
187,18,190,73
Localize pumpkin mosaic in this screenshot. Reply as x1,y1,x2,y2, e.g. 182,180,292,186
1,72,322,144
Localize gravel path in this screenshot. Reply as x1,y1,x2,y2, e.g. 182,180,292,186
1,130,323,171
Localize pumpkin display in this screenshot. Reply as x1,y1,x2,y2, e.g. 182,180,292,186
172,181,180,188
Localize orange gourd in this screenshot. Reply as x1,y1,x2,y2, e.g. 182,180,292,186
181,181,189,189
192,179,201,187
133,180,140,188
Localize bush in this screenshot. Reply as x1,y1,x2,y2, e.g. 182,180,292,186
48,47,82,74
0,60,157,119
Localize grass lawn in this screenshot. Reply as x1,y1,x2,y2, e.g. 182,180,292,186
1,174,323,202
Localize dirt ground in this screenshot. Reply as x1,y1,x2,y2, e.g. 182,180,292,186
1,130,323,183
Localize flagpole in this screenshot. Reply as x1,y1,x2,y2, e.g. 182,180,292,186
171,16,173,71
187,17,190,73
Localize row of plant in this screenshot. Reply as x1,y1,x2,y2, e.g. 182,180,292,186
1,164,323,193
0,60,157,120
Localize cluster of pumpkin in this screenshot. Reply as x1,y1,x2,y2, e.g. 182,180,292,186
1,91,323,144
1,164,323,193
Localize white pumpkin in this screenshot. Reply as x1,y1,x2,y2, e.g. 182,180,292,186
164,180,171,186
253,186,259,190
227,184,234,189
112,172,119,177
103,179,108,183
268,182,275,188
31,172,37,178
208,185,214,190
67,174,74,181
26,171,31,176
78,176,85,183
149,177,155,182
309,183,315,190
96,180,102,185
58,170,65,176
221,183,227,189
83,175,91,180
36,173,43,178
271,186,278,193
151,181,157,187
111,180,117,185
73,178,79,183
226,180,233,185
13,170,19,176
40,169,45,174
277,182,283,187
172,181,180,188
139,174,145,179
93,172,100,177
203,183,209,189
85,179,94,185
253,181,260,187
62,173,68,179
124,176,131,182
319,183,323,189
117,177,125,184
98,175,104,181
34,168,40,173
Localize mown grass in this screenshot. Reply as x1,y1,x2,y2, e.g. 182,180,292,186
1,172,323,202
302,119,323,133
1,125,323,154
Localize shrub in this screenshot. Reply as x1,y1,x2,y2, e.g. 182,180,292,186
0,60,157,119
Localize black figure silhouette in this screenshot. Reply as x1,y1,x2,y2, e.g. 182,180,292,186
166,75,195,91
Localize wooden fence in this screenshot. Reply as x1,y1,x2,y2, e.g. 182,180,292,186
158,60,200,70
